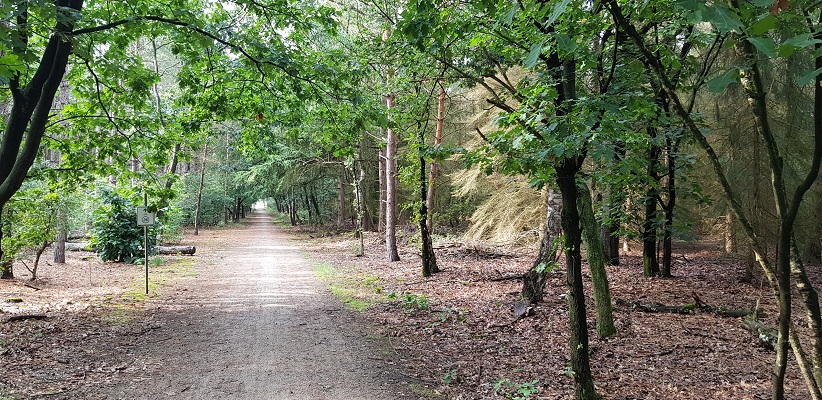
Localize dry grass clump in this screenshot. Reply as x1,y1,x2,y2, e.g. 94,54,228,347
453,168,544,246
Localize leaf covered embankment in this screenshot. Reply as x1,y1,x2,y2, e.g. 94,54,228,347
299,229,812,399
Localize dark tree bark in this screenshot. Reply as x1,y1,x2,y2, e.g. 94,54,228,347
303,188,313,224
288,198,298,226
0,1,84,276
0,204,10,279
420,137,438,277
598,188,621,266
310,191,321,223
642,126,661,277
660,134,678,278
556,158,600,400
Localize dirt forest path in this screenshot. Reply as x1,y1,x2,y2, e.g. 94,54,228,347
80,211,420,400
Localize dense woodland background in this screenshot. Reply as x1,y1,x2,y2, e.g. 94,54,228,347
1,0,821,399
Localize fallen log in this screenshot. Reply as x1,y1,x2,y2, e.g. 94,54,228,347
490,274,523,282
66,243,195,255
5,314,47,323
65,242,94,252
615,296,762,318
741,315,777,350
157,246,196,255
629,301,696,314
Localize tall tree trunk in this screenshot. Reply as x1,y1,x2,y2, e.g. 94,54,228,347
598,189,621,266
426,86,445,233
379,142,387,234
54,208,67,264
420,133,438,277
735,33,795,400
556,158,600,400
661,136,677,278
382,24,400,262
790,21,822,391
0,0,82,231
643,128,660,277
310,190,321,224
288,197,298,226
194,143,208,236
354,161,365,256
223,131,230,225
579,184,616,338
522,187,562,302
557,55,599,399
385,100,400,262
303,188,313,224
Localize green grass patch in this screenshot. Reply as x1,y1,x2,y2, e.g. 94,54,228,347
101,302,142,325
314,262,383,312
329,284,370,311
314,262,336,280
105,256,200,324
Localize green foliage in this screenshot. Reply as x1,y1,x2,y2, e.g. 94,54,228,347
402,293,430,311
1,181,62,263
493,378,540,400
443,369,461,384
157,192,186,245
91,187,156,263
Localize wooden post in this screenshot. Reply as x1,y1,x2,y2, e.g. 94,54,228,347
144,192,149,295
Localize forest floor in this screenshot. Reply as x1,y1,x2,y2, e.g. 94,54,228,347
299,226,817,400
0,211,816,399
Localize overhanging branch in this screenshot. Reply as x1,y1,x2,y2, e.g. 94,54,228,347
72,15,315,89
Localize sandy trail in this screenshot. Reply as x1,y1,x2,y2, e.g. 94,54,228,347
82,211,418,399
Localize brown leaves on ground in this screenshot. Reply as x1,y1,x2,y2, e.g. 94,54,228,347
0,251,182,398
300,229,813,400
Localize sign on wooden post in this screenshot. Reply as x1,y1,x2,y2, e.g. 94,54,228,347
136,207,155,226
137,195,153,295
